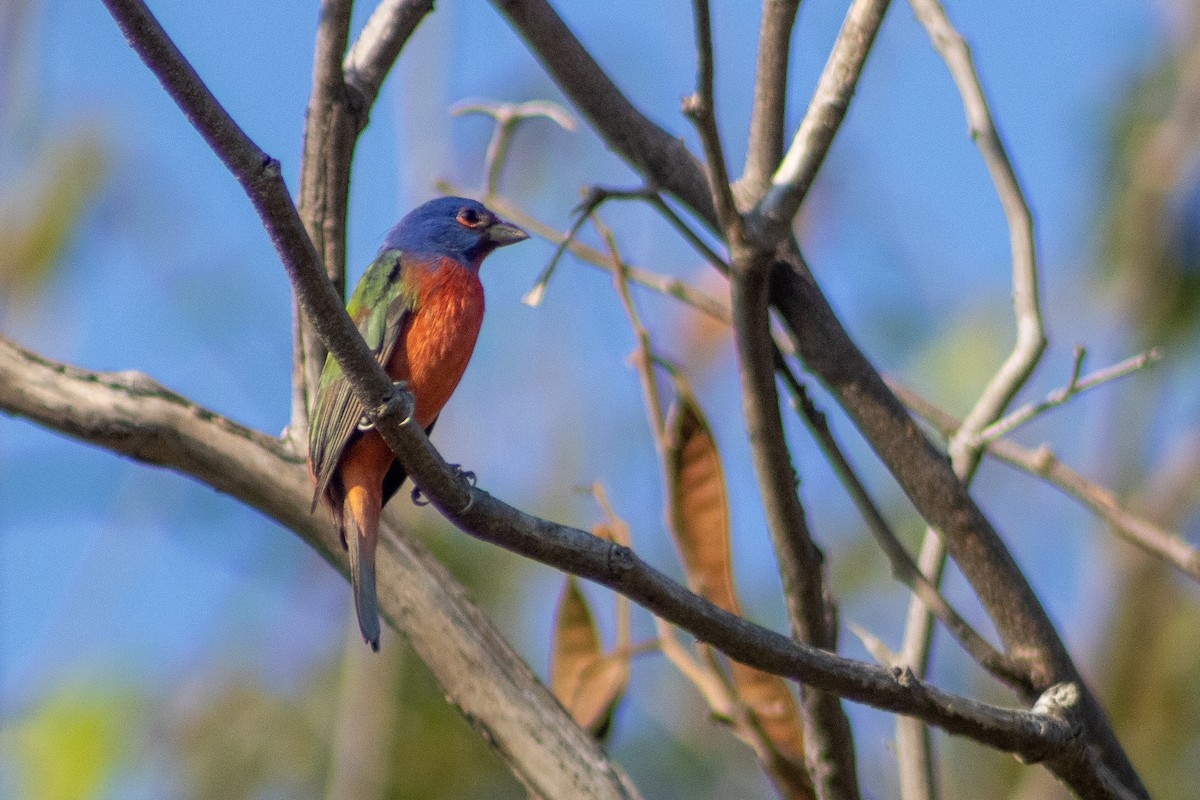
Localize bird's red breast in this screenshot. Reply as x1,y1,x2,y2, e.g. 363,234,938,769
387,255,486,428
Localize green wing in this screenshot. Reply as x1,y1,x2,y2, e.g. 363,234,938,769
308,250,418,509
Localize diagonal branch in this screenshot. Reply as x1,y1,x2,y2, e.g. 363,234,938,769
776,362,1031,691
0,334,641,800
0,335,1101,772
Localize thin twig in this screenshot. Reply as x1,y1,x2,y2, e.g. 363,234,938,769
522,184,653,307
896,2,1052,797
600,216,668,442
893,382,1200,585
452,99,576,200
979,348,1161,444
754,0,891,240
683,0,740,232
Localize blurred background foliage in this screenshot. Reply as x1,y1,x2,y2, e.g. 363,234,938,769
1,0,1199,799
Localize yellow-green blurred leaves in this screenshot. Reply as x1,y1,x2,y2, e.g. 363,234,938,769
550,575,630,737
3,682,138,800
0,129,108,297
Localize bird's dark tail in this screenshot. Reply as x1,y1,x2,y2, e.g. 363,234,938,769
342,486,381,651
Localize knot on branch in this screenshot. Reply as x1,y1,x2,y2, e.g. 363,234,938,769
1015,683,1084,765
605,542,636,579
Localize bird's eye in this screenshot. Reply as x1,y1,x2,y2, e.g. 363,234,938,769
456,207,484,228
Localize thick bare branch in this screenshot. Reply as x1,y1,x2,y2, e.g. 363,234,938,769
0,335,641,800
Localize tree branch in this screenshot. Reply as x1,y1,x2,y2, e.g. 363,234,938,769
731,247,861,800
776,362,1031,692
0,335,1109,775
491,1,1146,793
893,382,1200,585
292,0,435,443
683,0,739,232
293,0,356,444
0,335,641,800
739,0,800,204
343,0,436,113
894,2,1050,794
753,0,891,240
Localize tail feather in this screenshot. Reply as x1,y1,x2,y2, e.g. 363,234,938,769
343,491,382,651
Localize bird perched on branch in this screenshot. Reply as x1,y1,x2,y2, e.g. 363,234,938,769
309,196,528,650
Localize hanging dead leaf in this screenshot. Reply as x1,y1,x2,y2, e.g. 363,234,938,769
664,389,812,795
665,391,738,609
549,576,629,737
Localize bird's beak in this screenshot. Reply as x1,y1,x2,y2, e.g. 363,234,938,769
486,219,529,247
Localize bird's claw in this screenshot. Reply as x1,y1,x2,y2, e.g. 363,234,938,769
409,465,475,507
356,381,412,432
449,464,477,487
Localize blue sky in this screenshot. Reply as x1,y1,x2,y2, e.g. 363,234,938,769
0,0,1185,796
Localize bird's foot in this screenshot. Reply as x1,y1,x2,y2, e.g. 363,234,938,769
356,381,411,431
409,465,476,507
450,464,477,487
410,485,430,506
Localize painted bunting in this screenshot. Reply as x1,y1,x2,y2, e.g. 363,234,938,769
309,196,528,650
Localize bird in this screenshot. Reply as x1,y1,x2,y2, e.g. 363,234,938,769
308,196,528,650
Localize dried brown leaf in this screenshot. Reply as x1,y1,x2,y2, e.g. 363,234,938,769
549,577,628,736
665,392,738,609
665,391,811,792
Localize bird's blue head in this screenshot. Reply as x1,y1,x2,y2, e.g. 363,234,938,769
380,197,529,268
